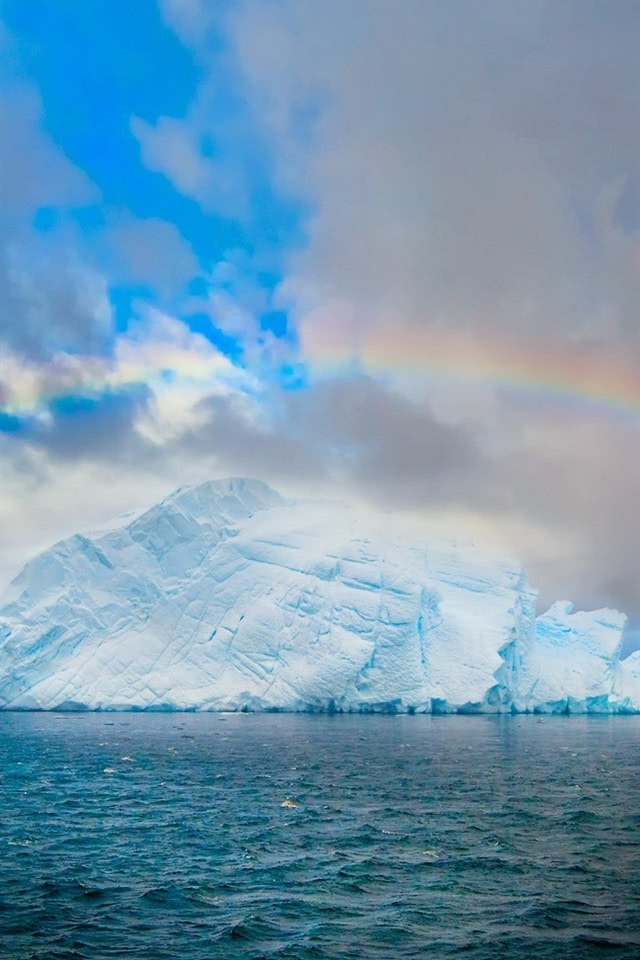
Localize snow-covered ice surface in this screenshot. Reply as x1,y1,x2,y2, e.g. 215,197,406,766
0,478,637,713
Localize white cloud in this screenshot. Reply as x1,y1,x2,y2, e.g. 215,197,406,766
159,0,218,48
0,84,97,216
1,306,247,421
131,113,246,215
105,216,199,296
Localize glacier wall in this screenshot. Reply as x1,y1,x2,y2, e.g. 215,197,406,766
0,478,637,713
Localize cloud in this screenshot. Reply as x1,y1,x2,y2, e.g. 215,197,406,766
1,306,245,423
0,73,111,361
182,251,270,346
159,0,219,50
105,217,200,297
213,0,640,620
287,376,488,500
179,390,327,483
227,0,639,342
175,374,487,504
131,113,247,215
0,85,96,217
0,237,113,360
24,386,155,463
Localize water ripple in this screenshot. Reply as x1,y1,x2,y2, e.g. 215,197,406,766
0,713,639,959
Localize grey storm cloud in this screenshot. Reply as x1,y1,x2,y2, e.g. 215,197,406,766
179,376,490,509
19,386,156,464
179,390,329,484
283,377,491,505
225,0,640,346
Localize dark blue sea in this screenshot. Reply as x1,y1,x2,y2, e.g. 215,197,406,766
1,714,638,960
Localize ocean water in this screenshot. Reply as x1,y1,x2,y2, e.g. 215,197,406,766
1,714,638,960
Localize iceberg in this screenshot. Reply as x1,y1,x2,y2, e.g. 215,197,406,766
0,478,637,713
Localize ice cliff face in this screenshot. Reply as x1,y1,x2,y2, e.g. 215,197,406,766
0,478,637,713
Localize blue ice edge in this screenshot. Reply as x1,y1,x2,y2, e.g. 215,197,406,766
5,696,638,715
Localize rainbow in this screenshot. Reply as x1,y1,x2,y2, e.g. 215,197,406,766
2,327,639,424
306,327,640,422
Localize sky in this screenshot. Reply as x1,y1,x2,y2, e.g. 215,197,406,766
0,1,639,651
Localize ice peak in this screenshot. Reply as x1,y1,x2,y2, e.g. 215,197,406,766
171,476,280,501
165,477,283,514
